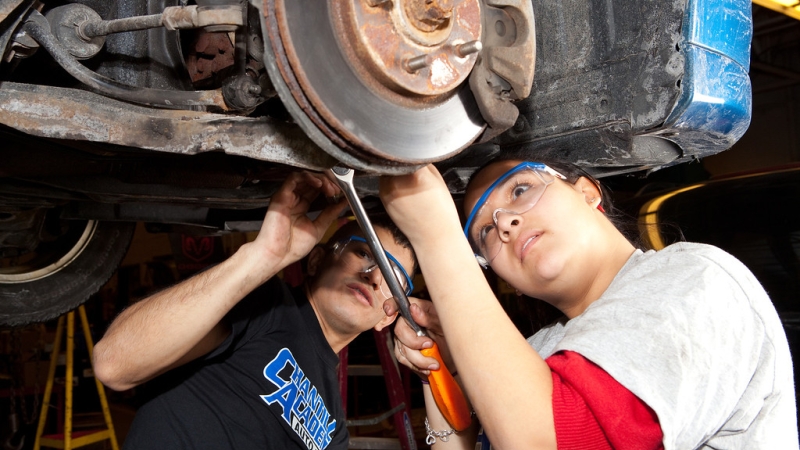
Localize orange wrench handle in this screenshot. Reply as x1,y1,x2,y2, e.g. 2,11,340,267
421,342,472,431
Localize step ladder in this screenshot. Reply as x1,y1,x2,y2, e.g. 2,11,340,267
34,305,119,450
340,327,417,450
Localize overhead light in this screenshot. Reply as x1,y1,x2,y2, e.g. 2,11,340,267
753,0,800,21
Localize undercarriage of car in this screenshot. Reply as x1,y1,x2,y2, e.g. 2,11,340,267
0,0,753,324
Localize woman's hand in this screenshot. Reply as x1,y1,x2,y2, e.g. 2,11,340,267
384,297,455,378
379,165,462,245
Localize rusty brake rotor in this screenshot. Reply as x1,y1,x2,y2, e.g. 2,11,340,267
262,0,487,170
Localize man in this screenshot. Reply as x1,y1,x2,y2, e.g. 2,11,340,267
93,171,417,450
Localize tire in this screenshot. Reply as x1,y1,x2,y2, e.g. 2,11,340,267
0,220,135,326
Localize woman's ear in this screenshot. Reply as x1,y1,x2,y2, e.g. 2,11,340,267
575,176,602,206
305,245,326,277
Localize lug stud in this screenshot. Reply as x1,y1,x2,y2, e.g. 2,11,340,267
456,40,482,57
404,54,431,73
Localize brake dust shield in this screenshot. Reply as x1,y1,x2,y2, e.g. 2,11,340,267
262,0,486,173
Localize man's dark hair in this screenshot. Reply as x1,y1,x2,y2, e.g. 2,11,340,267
326,212,418,276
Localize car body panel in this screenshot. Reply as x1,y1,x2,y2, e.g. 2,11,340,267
660,0,752,159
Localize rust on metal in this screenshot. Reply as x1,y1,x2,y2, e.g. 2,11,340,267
332,0,481,96
265,0,354,154
195,5,244,29
265,0,485,166
0,82,336,170
161,5,198,30
405,0,453,32
185,30,235,84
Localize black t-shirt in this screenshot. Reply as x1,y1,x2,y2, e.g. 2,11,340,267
123,277,349,450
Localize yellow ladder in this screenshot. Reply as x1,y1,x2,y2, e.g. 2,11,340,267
33,305,120,450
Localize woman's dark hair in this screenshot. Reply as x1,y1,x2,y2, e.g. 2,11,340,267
465,154,650,250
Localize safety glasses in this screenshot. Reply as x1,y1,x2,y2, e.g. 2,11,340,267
331,235,414,298
463,162,567,267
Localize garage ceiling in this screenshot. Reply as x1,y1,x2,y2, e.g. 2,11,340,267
751,3,800,94
753,0,800,22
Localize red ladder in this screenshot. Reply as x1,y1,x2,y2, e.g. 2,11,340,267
339,327,417,450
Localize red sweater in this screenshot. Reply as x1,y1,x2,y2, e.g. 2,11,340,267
547,351,664,449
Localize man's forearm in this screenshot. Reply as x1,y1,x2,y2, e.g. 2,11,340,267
93,242,279,390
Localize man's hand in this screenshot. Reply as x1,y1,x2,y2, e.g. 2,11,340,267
94,170,346,391
253,171,346,274
384,297,455,378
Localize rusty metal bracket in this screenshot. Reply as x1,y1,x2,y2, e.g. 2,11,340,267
0,82,337,170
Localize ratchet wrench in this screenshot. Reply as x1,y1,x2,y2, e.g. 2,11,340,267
328,165,471,431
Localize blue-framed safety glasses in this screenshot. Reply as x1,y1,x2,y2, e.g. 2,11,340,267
463,162,566,267
332,235,414,297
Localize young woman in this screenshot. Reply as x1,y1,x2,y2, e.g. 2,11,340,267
379,159,797,449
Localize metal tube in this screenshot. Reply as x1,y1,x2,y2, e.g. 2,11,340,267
22,12,228,110
65,311,74,448
80,306,120,450
33,316,64,450
80,14,164,38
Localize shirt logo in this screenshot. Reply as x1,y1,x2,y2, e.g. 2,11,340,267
261,348,336,450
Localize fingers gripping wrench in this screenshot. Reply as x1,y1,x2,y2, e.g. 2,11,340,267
328,166,471,431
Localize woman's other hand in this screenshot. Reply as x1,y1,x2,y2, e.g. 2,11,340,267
384,297,454,377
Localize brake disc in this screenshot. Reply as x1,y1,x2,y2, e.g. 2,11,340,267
262,0,486,171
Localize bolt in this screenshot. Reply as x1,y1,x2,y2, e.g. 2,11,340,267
428,0,453,19
248,84,262,95
76,22,92,42
408,0,452,31
456,40,482,57
404,54,430,73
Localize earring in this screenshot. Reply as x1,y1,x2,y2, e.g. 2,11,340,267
588,197,605,213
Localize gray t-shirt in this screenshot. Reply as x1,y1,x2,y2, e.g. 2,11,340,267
528,242,798,449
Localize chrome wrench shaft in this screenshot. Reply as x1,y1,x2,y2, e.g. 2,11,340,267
327,165,423,336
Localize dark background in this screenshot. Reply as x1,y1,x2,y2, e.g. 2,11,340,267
2,3,800,449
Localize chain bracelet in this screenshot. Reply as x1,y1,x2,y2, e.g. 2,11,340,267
424,417,457,445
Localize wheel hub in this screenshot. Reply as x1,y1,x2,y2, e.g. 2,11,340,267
338,0,481,96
